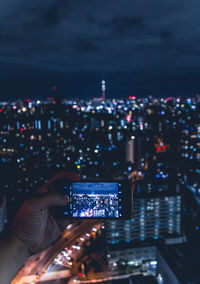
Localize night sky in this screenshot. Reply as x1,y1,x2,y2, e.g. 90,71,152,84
1,0,200,100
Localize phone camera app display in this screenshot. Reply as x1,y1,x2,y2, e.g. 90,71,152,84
70,182,122,218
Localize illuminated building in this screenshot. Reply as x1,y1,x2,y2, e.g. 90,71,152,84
108,246,180,284
126,137,135,164
105,182,182,246
180,124,200,162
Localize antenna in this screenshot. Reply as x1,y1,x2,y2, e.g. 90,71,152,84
101,79,106,100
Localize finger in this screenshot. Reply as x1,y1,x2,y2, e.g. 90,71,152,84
37,184,48,193
45,214,62,245
31,192,69,210
47,172,80,186
37,171,80,193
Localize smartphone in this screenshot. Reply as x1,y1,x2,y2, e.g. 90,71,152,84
54,180,133,219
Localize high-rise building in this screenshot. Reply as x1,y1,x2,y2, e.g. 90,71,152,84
126,137,135,164
180,124,200,162
105,182,182,246
108,246,180,284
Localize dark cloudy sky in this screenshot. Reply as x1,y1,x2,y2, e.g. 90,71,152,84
0,0,200,100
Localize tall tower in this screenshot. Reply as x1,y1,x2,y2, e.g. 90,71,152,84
101,79,106,100
126,136,135,164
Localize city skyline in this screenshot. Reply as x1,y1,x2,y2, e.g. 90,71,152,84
0,95,200,283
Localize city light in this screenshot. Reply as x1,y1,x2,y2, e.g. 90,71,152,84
0,95,199,284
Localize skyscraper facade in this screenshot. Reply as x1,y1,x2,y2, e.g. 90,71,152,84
105,182,182,246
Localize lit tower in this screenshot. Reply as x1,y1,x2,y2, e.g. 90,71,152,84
101,79,106,100
126,136,135,164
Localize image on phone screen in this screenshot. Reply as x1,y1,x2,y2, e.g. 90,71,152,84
63,182,123,218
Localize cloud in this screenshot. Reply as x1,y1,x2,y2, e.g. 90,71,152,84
1,0,200,98
26,0,71,28
73,37,101,53
111,16,145,34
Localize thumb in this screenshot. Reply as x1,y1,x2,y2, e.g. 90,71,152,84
32,192,69,210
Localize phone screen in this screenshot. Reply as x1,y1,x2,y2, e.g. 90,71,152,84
63,182,123,218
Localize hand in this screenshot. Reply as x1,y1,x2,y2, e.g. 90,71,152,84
12,171,80,255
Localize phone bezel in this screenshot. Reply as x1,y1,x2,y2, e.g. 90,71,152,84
55,179,133,220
